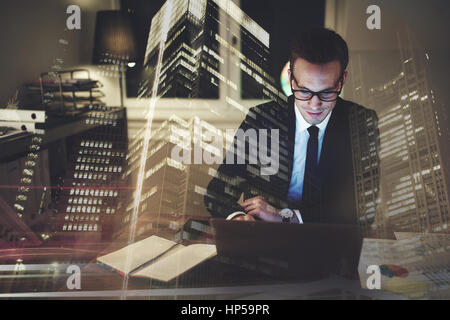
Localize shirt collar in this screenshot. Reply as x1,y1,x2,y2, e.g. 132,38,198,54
294,101,333,134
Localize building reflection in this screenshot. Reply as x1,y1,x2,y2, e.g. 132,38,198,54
117,0,288,241
348,26,450,235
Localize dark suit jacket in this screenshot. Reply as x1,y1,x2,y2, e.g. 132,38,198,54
204,96,379,225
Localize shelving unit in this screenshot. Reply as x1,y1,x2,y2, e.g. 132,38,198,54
39,69,105,115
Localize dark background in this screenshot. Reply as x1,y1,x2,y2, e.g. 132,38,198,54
120,0,325,96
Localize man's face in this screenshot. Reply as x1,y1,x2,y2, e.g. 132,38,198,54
288,58,347,125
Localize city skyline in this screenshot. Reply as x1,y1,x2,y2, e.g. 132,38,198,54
119,0,291,241
347,26,450,235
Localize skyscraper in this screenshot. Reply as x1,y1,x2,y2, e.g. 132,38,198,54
117,0,289,241
348,26,450,234
139,0,286,104
53,106,128,244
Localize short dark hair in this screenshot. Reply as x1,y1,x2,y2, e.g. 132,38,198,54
290,27,349,75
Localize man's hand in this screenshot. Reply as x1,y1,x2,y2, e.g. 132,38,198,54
242,196,282,222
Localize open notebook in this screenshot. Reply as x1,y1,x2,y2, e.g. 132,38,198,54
97,235,217,282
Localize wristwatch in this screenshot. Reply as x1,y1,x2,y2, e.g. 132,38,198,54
279,208,294,223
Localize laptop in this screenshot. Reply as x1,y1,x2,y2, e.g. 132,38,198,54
210,219,362,281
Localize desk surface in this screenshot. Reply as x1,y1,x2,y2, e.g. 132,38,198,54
0,244,402,300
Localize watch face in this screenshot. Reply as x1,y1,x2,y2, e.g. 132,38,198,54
280,209,293,219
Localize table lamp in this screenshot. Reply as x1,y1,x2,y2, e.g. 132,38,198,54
92,10,137,107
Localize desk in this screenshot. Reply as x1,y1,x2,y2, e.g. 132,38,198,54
0,244,403,300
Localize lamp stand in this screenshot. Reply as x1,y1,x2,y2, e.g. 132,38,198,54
119,63,125,107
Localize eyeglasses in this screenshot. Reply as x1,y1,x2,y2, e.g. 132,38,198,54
290,73,343,102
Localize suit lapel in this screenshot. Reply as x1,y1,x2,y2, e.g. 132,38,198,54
286,96,297,188
285,96,345,183
284,97,348,203
318,98,346,177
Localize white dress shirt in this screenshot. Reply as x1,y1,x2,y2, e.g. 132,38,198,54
286,105,332,224
287,105,332,202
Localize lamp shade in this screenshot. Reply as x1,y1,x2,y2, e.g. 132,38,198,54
92,10,137,64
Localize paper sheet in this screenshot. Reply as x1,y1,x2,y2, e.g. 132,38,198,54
132,244,217,282
97,235,177,275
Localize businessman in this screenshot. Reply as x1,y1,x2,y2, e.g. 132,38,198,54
204,27,379,225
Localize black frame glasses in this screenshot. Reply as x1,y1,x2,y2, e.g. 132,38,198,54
290,73,343,102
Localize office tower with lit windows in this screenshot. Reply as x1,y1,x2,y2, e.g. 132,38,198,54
53,107,128,243
118,0,290,241
348,106,382,237
348,27,450,234
116,115,221,241
139,0,286,104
